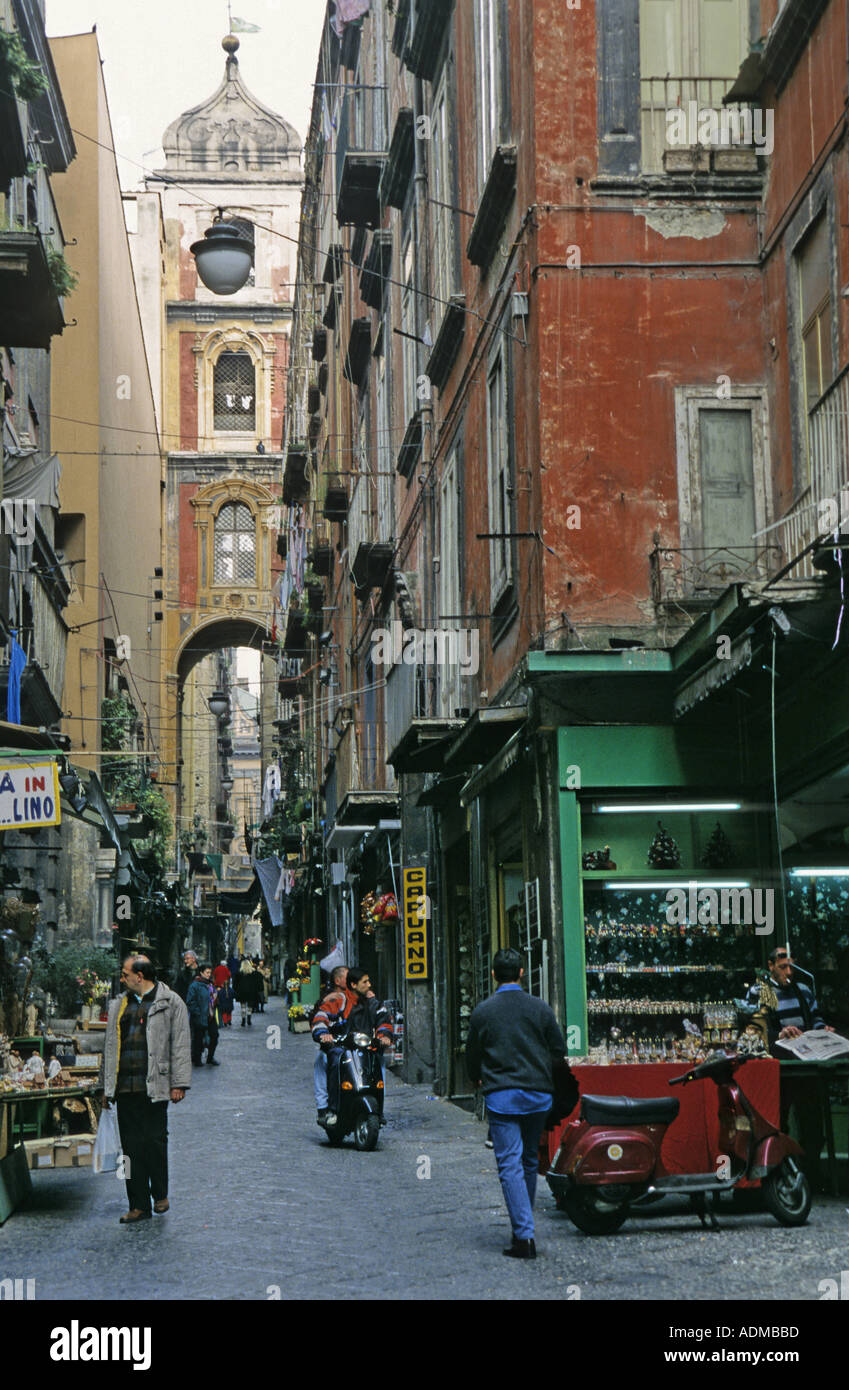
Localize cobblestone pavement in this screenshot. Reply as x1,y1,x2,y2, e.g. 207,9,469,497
1,996,846,1301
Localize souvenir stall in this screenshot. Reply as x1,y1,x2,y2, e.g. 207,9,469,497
546,794,782,1176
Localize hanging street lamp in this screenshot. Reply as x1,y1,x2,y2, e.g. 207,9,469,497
190,212,254,295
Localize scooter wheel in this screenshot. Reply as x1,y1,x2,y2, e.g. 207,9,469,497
353,1114,380,1151
556,1188,629,1235
761,1158,812,1227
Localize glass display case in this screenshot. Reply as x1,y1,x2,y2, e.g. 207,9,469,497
577,803,773,1062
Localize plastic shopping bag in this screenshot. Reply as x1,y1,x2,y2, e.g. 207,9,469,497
320,941,345,974
92,1103,121,1174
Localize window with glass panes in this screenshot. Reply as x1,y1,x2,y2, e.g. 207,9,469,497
639,0,748,173
401,235,417,424
487,350,513,605
798,214,834,411
213,351,256,431
475,0,500,192
431,70,456,315
214,503,256,584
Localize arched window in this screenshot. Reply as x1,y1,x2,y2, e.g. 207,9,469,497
213,351,256,432
214,503,256,584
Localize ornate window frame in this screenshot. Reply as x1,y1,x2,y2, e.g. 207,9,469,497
191,477,276,613
194,327,276,451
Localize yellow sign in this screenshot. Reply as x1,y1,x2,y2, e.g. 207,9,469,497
0,761,61,829
403,867,429,981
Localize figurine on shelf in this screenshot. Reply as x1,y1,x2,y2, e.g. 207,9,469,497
582,845,617,870
702,822,735,870
25,1001,38,1036
648,821,681,869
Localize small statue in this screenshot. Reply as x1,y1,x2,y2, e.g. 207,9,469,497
25,1001,38,1036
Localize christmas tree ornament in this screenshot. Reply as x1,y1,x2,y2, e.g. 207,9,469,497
647,821,681,868
702,821,734,869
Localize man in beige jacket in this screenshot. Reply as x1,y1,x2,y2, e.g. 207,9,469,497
103,956,192,1224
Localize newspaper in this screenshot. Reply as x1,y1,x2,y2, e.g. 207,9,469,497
774,1029,849,1061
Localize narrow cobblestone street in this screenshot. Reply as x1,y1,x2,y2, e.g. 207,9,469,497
2,997,846,1302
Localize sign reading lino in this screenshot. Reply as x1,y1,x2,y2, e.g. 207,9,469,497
403,867,429,981
0,762,61,829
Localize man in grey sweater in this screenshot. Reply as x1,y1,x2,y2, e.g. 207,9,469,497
465,948,566,1260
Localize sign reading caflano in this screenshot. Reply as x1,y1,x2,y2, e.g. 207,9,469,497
403,867,429,981
0,762,61,829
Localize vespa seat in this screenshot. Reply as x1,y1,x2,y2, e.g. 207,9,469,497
580,1094,681,1126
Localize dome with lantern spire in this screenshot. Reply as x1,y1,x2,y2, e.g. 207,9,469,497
157,35,301,182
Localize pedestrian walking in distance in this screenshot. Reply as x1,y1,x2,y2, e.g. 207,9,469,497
235,957,261,1025
213,959,233,1026
187,963,220,1066
103,955,191,1224
174,949,198,1001
465,948,566,1260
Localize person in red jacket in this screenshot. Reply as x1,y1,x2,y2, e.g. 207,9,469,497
314,968,393,1127
212,961,233,1027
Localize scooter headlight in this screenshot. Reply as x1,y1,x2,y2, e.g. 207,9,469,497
352,1032,371,1049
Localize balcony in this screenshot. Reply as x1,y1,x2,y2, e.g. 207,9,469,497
308,523,333,577
466,146,517,271
335,86,388,229
426,295,465,391
323,477,349,522
312,326,327,362
650,543,778,607
0,229,65,349
360,231,392,311
343,317,372,389
640,77,764,179
380,108,414,211
396,409,424,479
0,89,27,187
352,541,394,592
769,365,849,580
282,442,309,506
322,242,344,283
0,567,68,725
405,0,453,81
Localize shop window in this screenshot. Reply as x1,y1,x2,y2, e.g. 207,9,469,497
214,502,256,584
213,351,256,432
797,214,835,412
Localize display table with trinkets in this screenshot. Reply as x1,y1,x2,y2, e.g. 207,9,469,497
0,1030,103,1221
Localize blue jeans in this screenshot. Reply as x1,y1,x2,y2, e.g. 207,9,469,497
486,1109,549,1240
314,1050,328,1107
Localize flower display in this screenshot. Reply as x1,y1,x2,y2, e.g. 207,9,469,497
286,977,301,993
76,969,110,1004
288,1003,306,1020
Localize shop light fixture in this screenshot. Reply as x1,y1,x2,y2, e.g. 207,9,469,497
789,867,849,877
603,880,751,891
594,802,742,814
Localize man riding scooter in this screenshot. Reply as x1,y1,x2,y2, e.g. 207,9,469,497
312,966,355,1126
315,968,393,1129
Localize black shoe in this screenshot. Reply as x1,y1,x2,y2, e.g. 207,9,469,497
241,1019,246,1026
503,1238,536,1260
192,1060,204,1067
207,1057,220,1066
317,1108,329,1127
247,1016,252,1026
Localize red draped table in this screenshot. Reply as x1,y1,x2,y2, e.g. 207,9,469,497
540,1060,779,1180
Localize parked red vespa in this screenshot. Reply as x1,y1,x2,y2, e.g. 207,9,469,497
546,1051,811,1235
